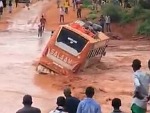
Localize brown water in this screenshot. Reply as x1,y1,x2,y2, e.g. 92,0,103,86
0,31,62,113
1,0,150,112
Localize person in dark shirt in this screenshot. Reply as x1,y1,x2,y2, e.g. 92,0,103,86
63,87,80,113
111,98,124,113
16,94,41,113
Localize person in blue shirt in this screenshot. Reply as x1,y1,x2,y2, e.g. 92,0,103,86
63,87,80,113
76,86,102,113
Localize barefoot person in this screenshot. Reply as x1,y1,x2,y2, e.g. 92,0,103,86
131,59,150,113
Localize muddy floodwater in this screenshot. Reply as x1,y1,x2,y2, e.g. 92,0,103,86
0,0,150,112
0,31,62,113
0,29,150,113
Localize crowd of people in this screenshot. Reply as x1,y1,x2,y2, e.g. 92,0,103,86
16,87,124,113
0,0,31,19
57,0,83,23
91,0,131,9
16,59,150,113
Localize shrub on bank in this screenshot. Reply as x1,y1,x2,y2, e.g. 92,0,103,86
139,0,150,9
82,0,92,8
85,1,150,37
87,13,98,20
137,19,150,36
120,5,146,24
102,3,122,22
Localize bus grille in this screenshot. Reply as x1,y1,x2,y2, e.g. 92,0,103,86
87,46,105,58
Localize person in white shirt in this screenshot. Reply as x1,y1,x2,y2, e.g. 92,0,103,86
105,15,111,32
59,6,65,23
49,96,68,113
131,59,150,113
0,0,3,18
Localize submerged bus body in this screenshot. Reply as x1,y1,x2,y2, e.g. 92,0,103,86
36,21,110,75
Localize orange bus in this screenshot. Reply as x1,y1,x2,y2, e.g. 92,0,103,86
36,20,110,75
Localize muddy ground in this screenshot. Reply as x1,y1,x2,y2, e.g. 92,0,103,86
0,0,150,113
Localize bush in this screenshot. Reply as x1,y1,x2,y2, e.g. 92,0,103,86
130,5,144,18
120,12,133,24
87,13,98,20
137,19,150,36
83,0,92,8
102,3,123,22
135,9,150,21
139,0,150,9
120,6,145,24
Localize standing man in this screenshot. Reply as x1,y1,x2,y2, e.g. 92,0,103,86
64,0,69,14
63,87,80,113
16,95,41,113
8,0,12,13
56,0,60,8
59,6,65,23
105,15,111,32
99,15,105,32
76,3,82,18
131,59,150,113
77,86,102,113
15,0,18,7
40,15,46,31
0,0,3,19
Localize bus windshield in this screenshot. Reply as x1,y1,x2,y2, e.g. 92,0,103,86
55,27,88,56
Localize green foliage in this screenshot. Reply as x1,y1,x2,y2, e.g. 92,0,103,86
120,12,132,24
87,13,98,20
139,0,150,9
120,5,146,24
89,10,98,14
130,5,144,18
83,0,92,8
102,3,123,22
137,19,150,36
85,0,150,37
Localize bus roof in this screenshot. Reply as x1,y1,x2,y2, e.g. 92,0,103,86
61,25,109,44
